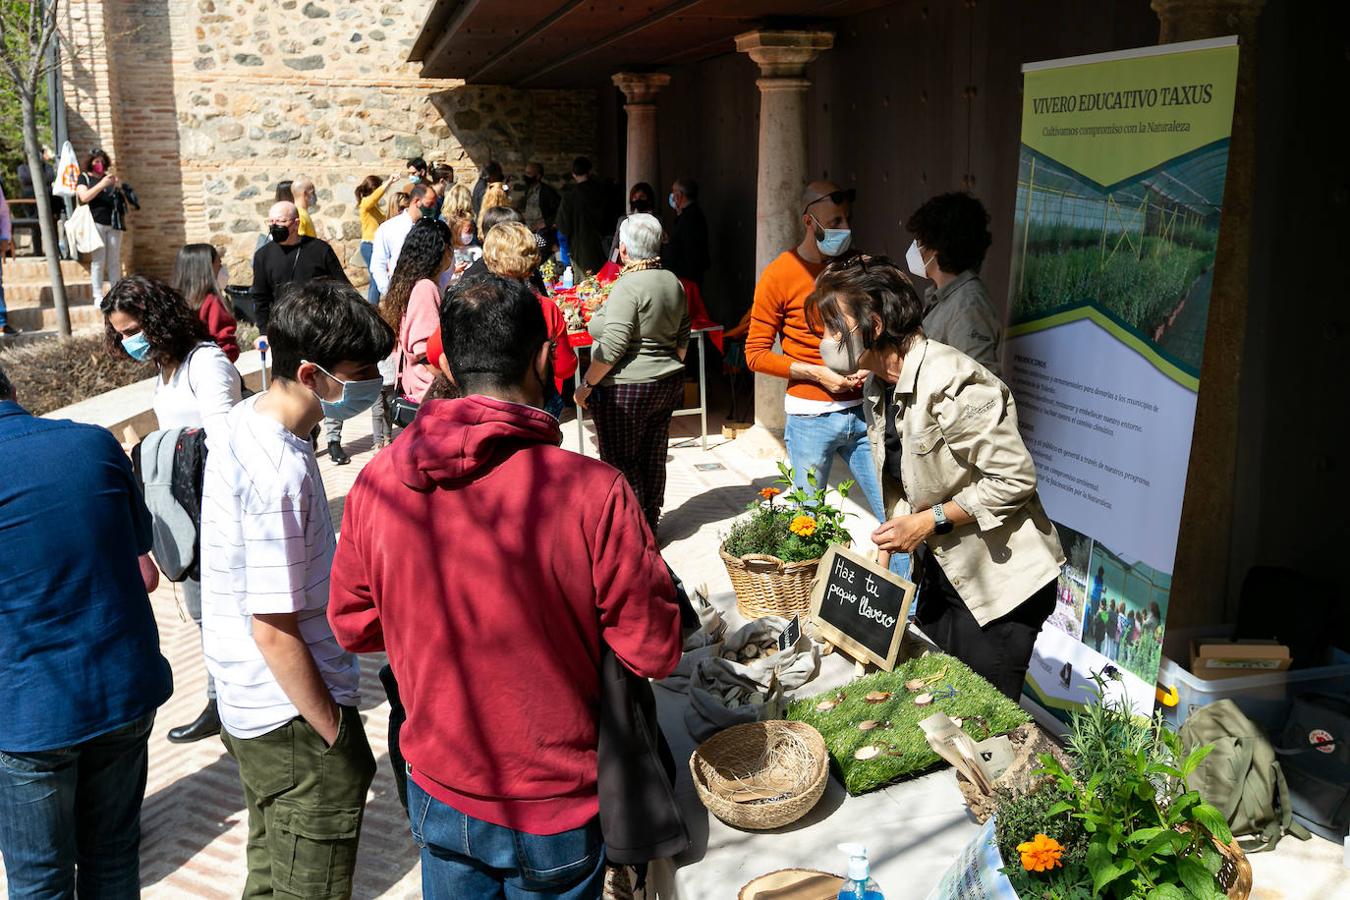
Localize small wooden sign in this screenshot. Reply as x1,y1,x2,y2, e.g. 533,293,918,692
808,544,916,672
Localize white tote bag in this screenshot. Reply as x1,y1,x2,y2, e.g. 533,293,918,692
65,203,104,254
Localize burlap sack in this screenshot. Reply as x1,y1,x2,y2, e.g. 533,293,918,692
683,618,821,742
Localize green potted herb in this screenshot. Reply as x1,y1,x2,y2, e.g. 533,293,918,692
992,678,1249,899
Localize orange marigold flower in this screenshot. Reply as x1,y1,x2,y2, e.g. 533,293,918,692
759,487,782,500
1016,834,1063,873
789,515,817,537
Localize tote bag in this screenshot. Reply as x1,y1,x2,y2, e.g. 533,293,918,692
65,203,104,254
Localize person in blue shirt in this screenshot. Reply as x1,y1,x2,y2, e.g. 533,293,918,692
0,364,173,898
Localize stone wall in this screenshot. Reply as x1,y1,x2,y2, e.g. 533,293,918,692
60,0,599,286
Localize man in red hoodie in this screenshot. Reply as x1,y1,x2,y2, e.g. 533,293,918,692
329,274,681,899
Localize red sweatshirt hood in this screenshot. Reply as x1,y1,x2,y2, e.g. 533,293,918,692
391,395,562,490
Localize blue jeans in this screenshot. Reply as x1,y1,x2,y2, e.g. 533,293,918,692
360,240,379,305
785,407,910,579
408,777,606,900
0,256,8,328
0,712,155,899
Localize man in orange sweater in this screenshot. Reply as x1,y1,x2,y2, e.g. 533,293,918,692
745,181,887,527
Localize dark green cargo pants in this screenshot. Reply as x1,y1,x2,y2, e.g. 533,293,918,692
221,705,376,899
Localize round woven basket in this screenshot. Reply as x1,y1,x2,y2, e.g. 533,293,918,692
1215,835,1252,900
689,720,829,831
719,545,824,621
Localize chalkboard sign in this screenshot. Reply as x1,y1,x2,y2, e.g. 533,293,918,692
808,545,916,671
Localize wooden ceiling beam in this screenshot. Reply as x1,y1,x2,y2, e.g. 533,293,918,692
517,0,709,87
466,0,591,84
421,0,485,78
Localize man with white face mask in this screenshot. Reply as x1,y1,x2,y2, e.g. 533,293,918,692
905,193,1003,377
745,181,888,529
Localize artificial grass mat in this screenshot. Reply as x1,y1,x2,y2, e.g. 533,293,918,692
787,653,1030,795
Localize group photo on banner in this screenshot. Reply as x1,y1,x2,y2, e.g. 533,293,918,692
1003,37,1240,717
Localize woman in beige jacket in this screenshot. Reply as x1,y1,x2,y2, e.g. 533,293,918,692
806,255,1064,698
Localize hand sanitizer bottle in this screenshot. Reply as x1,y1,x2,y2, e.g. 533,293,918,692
561,265,574,289
836,843,884,900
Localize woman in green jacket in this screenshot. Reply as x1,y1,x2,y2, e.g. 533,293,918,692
575,212,690,532
807,255,1064,698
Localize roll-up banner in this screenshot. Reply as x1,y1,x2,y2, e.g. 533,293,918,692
1006,37,1240,717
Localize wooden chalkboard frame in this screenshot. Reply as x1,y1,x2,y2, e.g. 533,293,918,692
808,544,917,672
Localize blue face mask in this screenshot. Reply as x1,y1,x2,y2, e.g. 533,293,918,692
668,192,678,211
306,361,383,420
121,331,151,361
810,214,852,258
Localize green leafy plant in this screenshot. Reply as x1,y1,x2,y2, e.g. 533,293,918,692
997,676,1235,900
721,462,853,563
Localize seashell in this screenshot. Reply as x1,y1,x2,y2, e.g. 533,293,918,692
815,699,839,712
858,720,880,731
904,678,927,692
863,691,892,704
741,645,760,660
854,745,882,761
913,692,934,706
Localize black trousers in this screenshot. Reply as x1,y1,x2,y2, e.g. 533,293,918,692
915,552,1057,700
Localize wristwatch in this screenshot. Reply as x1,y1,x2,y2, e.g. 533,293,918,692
932,504,953,535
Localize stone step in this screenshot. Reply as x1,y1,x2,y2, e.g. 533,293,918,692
2,281,95,306
1,257,89,283
7,301,104,333
0,321,103,349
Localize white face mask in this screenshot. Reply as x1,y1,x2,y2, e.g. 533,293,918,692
906,240,933,278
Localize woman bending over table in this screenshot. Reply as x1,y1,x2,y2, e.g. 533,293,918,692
806,255,1064,699
575,213,690,533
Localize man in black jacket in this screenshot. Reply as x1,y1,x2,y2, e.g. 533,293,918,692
252,201,351,334
662,176,710,286
251,201,355,463
555,156,609,277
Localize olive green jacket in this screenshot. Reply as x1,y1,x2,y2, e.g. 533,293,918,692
863,339,1064,625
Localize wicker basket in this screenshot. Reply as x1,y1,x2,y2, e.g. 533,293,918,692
720,545,824,620
1215,835,1252,900
689,720,829,831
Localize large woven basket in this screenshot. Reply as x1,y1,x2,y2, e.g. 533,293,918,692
690,720,829,831
720,545,824,620
1215,835,1252,900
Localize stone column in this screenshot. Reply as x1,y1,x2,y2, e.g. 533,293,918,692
735,30,834,446
1151,0,1265,629
611,72,671,196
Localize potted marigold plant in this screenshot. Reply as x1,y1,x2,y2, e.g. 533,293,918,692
719,462,853,620
990,676,1250,900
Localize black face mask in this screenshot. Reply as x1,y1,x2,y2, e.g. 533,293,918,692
630,198,653,213
525,175,539,186
268,224,290,243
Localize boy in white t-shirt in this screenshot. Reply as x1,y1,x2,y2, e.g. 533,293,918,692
200,280,394,898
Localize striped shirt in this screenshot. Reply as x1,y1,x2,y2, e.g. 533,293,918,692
200,396,360,738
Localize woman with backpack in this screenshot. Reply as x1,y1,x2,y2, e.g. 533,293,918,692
379,217,455,428
103,275,241,744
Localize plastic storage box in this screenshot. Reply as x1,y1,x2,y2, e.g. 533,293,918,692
1157,627,1350,731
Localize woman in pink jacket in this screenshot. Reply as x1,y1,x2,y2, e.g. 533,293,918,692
380,218,454,406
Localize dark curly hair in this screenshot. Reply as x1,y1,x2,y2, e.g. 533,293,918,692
380,217,451,332
102,275,210,367
806,255,926,359
905,192,993,274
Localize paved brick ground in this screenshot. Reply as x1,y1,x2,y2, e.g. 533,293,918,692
3,405,1345,898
